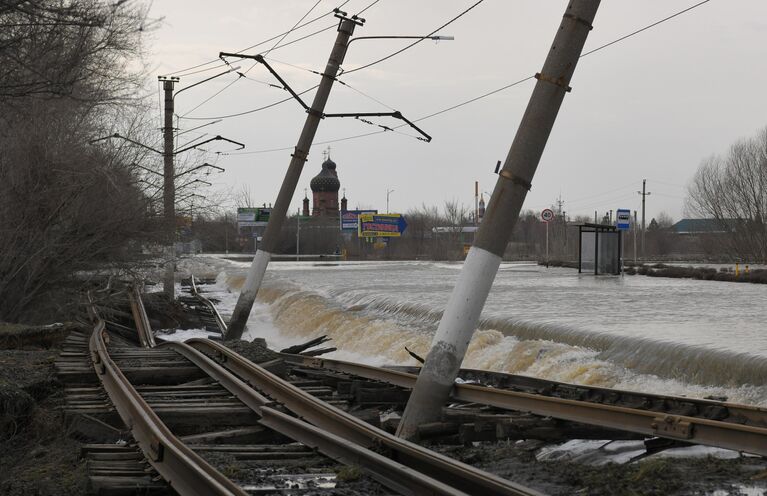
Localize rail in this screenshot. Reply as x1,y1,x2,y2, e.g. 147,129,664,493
128,284,156,348
190,275,229,337
160,340,475,496
123,291,538,495
88,318,246,496
284,354,767,458
187,338,542,496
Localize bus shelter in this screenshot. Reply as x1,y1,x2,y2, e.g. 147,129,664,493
578,223,621,275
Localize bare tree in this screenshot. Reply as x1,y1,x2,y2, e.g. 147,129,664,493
686,126,767,262
0,0,156,322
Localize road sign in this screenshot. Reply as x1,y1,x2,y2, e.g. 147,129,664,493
541,208,554,223
340,209,377,232
359,213,408,237
616,208,631,230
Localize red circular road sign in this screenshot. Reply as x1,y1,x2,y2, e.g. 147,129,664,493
541,208,554,223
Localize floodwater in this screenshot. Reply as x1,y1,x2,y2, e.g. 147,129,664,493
178,257,767,406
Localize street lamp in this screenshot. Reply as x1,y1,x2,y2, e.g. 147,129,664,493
345,35,454,52
386,189,395,213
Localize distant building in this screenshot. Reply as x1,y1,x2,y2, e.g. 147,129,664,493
478,194,486,223
671,218,736,235
309,156,341,218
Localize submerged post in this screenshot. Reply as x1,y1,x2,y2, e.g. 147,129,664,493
396,0,601,440
227,14,361,339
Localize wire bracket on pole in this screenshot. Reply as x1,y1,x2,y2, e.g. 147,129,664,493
291,147,309,162
563,13,594,30
498,169,532,191
534,72,572,92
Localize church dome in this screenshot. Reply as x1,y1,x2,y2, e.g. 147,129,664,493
310,158,340,192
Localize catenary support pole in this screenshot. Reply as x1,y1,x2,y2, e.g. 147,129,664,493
396,0,601,440
633,210,637,264
227,16,360,339
161,78,177,302
638,179,651,260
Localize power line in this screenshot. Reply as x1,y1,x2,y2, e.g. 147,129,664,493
222,0,714,155
163,0,351,77
342,0,485,75
580,0,711,58
179,0,331,117
180,1,485,122
180,85,320,121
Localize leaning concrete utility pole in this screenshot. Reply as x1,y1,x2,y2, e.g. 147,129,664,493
227,15,361,339
396,0,601,440
160,76,178,302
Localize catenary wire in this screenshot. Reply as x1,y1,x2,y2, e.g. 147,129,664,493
179,0,330,116
163,0,351,77
222,0,714,155
341,0,485,75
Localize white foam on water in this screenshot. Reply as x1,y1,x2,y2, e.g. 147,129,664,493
181,256,767,406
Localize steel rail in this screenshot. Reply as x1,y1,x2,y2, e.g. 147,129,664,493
128,285,156,348
88,319,247,496
283,355,767,457
158,340,467,496
187,338,543,496
420,365,767,428
190,275,229,337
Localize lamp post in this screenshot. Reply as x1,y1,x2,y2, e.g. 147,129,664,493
386,189,395,213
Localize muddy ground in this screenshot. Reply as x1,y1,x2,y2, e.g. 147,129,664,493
435,440,767,495
0,323,88,495
3,321,767,495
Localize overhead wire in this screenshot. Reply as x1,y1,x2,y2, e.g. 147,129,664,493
162,0,351,77
222,0,714,155
341,0,485,75
178,0,330,118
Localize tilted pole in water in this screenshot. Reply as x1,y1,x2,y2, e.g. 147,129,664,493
396,0,601,440
227,14,361,339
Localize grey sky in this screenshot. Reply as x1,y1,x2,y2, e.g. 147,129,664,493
149,0,767,223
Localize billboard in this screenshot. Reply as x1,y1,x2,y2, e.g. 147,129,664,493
237,207,271,228
359,213,408,237
340,209,377,232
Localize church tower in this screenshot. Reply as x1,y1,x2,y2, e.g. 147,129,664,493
310,151,341,218
478,194,486,223
302,189,310,217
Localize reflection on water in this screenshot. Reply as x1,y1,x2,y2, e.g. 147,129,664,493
195,258,767,405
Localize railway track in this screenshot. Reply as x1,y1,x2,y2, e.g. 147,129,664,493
56,280,767,494
179,278,767,457
283,355,767,457
56,287,542,495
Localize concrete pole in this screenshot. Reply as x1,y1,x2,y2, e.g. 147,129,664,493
638,179,651,260
633,210,637,264
227,17,359,339
396,0,601,440
162,78,176,302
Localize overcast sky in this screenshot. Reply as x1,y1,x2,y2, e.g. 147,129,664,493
148,0,767,223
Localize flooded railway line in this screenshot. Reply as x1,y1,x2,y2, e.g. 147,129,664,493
52,278,767,494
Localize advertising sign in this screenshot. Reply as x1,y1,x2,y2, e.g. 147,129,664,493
237,207,258,222
359,213,408,237
340,209,377,231
237,207,271,228
616,208,631,230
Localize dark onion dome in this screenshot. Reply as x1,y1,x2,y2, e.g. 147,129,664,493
310,158,340,192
